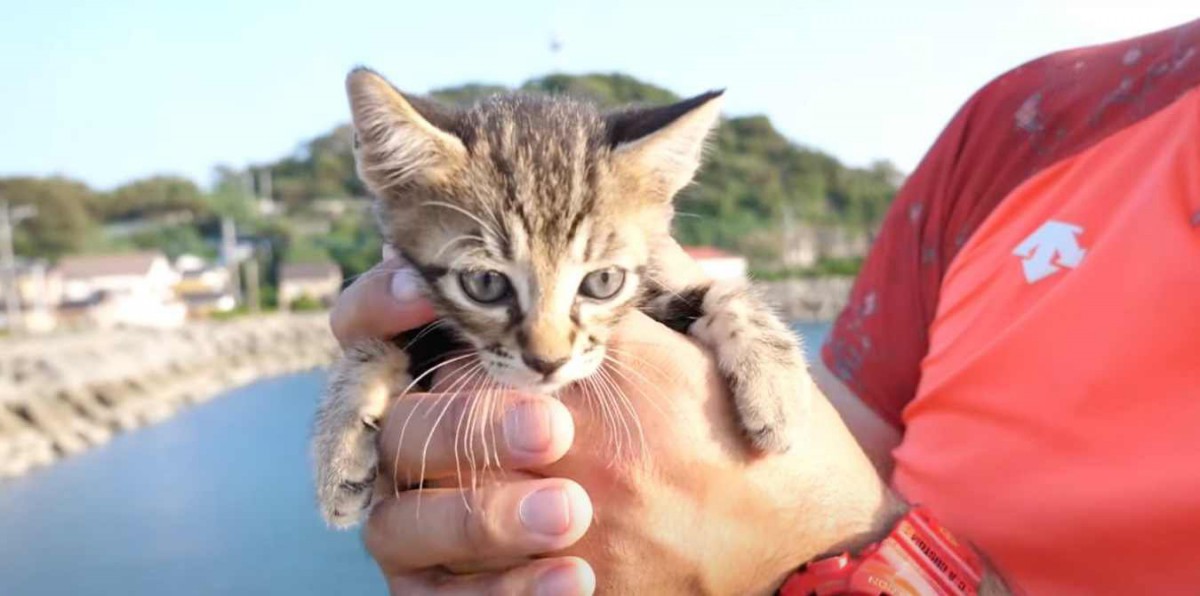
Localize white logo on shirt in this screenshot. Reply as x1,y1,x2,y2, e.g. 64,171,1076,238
1013,220,1087,283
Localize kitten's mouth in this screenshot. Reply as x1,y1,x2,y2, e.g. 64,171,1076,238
526,378,570,394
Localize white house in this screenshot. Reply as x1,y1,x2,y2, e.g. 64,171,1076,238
56,252,186,328
279,261,343,309
0,259,63,333
681,246,748,280
173,254,237,316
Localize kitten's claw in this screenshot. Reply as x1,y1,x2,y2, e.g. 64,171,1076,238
743,421,792,453
654,279,810,454
316,433,380,529
313,339,410,529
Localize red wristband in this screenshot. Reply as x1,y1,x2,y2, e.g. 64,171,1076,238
780,506,984,596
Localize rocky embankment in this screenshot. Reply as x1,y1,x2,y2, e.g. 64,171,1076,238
0,280,849,481
756,276,854,323
0,314,337,479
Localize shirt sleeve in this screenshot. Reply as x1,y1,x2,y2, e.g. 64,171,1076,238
821,21,1200,427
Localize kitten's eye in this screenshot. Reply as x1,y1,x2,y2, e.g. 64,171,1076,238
579,267,626,300
459,270,512,304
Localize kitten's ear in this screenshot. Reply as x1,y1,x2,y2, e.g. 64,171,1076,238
607,90,724,200
345,67,466,191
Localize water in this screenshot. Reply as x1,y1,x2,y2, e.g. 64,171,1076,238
0,324,829,596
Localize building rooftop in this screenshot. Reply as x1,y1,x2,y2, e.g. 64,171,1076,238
57,252,164,279
681,245,740,260
279,261,342,281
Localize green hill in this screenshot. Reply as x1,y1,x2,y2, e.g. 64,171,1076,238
2,72,898,284
263,73,898,257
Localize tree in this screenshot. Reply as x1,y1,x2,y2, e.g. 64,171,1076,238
0,177,99,259
521,73,678,107
8,72,899,274
98,175,207,221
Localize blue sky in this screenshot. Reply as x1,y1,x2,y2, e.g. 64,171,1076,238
1,1,1195,190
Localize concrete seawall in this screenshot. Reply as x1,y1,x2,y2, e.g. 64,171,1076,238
0,279,850,481
756,276,854,323
0,314,337,480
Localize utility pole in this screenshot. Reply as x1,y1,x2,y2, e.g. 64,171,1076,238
780,204,794,269
256,167,272,202
221,216,243,305
0,198,37,335
243,256,261,313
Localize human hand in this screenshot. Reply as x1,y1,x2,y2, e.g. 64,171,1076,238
331,256,597,595
535,309,899,595
332,250,897,595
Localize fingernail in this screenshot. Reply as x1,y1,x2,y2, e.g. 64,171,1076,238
505,401,553,455
390,268,420,302
520,487,571,536
536,563,593,596
382,244,398,260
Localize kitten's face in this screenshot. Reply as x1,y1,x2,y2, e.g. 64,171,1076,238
417,207,651,393
346,69,722,392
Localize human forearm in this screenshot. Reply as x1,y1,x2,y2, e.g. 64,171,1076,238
811,359,902,478
776,380,1011,595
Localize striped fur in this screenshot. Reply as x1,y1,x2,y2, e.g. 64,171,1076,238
313,68,810,528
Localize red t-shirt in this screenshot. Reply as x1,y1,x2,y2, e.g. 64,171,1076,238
821,19,1200,594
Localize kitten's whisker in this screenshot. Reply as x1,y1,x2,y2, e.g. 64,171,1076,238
601,354,672,418
470,376,502,492
341,265,405,286
400,320,451,352
446,364,487,509
605,343,682,378
416,362,485,515
577,377,611,455
603,347,682,400
583,371,624,460
598,366,644,460
392,353,479,496
641,273,687,303
419,201,503,242
462,368,487,496
397,360,482,497
589,374,624,459
484,378,503,473
598,366,649,459
433,235,487,260
396,352,477,401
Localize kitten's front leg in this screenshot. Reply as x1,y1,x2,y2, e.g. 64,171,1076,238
312,339,410,528
645,280,810,453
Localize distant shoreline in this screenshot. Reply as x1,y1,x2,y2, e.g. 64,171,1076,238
0,279,848,481
755,277,853,323
0,313,337,480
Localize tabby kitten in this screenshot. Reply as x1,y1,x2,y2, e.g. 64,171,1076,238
313,68,809,528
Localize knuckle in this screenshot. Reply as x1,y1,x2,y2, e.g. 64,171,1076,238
461,490,505,552
362,501,393,560
328,305,346,340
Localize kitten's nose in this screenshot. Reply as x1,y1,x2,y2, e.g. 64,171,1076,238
522,354,569,376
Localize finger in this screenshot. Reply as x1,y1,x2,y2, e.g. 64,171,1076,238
609,309,708,369
386,557,595,596
651,237,709,288
364,479,592,573
329,258,437,346
378,393,574,484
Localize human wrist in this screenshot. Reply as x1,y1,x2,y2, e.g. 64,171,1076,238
736,392,900,594
830,488,909,555
779,497,1011,596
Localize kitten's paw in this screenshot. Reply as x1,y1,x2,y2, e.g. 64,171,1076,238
686,280,811,454
315,414,382,529
312,341,411,529
732,365,809,453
